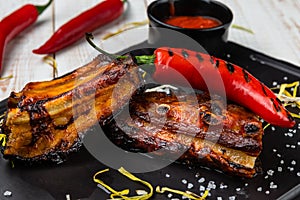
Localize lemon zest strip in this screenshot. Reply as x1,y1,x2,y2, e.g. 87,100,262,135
102,20,149,40
93,167,153,200
0,134,6,147
0,74,13,81
43,56,58,79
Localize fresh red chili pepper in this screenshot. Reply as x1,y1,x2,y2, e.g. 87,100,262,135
0,0,52,75
137,47,295,128
32,0,125,55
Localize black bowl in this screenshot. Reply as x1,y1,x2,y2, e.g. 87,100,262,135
147,0,233,56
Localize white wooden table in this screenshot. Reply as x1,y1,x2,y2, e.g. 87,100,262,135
1,0,300,102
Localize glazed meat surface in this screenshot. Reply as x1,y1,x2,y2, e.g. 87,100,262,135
2,55,141,162
104,89,264,178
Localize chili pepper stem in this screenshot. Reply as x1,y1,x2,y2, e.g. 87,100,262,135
135,55,155,65
35,0,53,15
85,32,126,59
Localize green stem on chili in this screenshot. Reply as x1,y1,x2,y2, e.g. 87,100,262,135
35,0,53,15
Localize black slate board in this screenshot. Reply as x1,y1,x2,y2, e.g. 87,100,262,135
0,41,300,200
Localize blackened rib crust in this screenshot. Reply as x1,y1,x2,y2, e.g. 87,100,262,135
104,90,263,178
2,55,141,163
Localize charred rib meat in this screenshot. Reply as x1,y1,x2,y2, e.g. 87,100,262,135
1,55,141,162
104,89,263,178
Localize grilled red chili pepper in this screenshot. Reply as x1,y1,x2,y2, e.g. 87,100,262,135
0,0,52,75
85,34,295,128
32,0,125,55
137,47,295,128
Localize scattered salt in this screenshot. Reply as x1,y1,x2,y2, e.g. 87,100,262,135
181,179,187,184
167,193,173,198
217,197,223,200
165,173,171,178
199,185,206,191
236,188,241,192
3,191,12,197
207,181,216,190
229,195,236,200
198,177,205,183
187,183,194,189
297,172,300,177
277,167,283,172
265,190,270,195
65,194,71,200
291,160,297,165
257,187,262,192
219,183,228,189
267,169,274,176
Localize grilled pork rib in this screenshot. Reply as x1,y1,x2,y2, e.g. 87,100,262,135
104,90,263,178
2,55,141,162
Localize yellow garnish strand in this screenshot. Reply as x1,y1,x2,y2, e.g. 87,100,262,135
276,81,300,119
0,134,6,147
43,56,58,79
156,186,209,200
0,74,13,81
93,167,153,200
231,24,254,34
102,20,149,40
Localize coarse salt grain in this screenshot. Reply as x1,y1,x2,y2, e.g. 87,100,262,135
198,177,205,183
65,194,71,200
280,160,284,164
219,183,228,189
297,172,300,176
165,173,170,178
207,181,216,190
199,185,206,191
272,149,277,152
229,196,236,200
288,167,294,171
167,193,173,198
277,167,283,172
187,183,194,189
265,190,270,195
181,179,187,184
3,191,12,197
277,154,281,158
267,169,274,176
291,160,296,165
236,188,241,192
257,187,262,192
217,197,223,200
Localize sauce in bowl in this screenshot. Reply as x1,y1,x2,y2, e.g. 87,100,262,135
164,16,222,29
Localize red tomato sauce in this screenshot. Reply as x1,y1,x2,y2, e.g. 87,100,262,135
164,16,222,29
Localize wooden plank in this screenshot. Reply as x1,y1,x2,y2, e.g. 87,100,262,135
0,0,54,100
